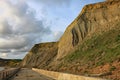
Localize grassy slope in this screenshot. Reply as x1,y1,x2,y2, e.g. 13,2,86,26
64,23,120,67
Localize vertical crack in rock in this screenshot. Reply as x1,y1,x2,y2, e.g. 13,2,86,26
72,28,79,46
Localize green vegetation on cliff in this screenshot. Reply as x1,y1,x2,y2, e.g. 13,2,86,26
65,23,120,67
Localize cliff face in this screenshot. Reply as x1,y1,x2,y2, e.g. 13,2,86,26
22,0,120,79
22,42,58,69
56,0,120,60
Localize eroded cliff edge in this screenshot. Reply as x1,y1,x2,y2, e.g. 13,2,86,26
22,0,120,79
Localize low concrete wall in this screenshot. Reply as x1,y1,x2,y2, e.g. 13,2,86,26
32,68,107,80
0,68,20,80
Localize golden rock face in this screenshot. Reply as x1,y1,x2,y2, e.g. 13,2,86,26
56,0,120,60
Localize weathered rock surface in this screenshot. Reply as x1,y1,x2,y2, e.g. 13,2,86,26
21,42,58,69
56,0,120,60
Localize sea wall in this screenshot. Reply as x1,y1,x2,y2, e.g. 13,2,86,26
32,68,107,80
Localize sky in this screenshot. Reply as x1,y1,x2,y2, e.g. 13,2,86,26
0,0,105,59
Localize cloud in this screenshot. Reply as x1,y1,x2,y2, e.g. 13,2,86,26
53,31,63,41
0,21,12,35
29,0,71,6
0,36,29,49
0,49,11,53
0,53,8,58
0,0,51,58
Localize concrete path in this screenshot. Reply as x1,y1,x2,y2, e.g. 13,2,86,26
10,68,55,80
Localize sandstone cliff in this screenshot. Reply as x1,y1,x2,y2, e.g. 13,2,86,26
56,0,120,60
22,0,120,79
21,42,58,69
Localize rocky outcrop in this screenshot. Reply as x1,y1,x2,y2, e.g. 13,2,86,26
56,0,120,60
21,1,120,79
21,42,58,69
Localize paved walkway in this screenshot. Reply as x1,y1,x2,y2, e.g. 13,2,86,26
11,68,55,80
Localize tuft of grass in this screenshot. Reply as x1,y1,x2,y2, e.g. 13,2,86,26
109,66,116,72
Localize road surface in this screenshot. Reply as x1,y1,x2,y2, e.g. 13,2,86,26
10,68,55,80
